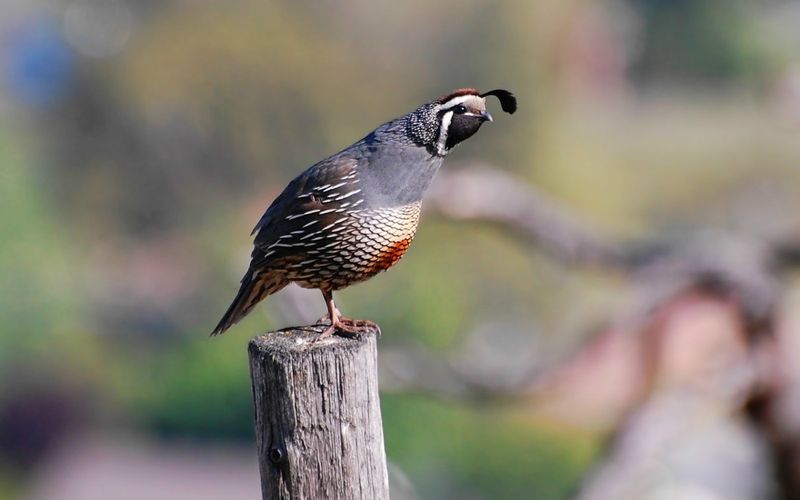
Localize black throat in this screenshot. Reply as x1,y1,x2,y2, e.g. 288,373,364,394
444,114,484,151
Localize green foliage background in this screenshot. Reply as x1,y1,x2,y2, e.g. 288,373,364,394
2,0,799,498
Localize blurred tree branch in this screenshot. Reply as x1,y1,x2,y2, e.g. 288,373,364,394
426,165,626,267
428,165,800,273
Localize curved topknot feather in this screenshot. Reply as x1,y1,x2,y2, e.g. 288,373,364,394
480,89,517,114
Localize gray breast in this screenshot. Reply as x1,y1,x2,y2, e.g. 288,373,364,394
356,140,444,209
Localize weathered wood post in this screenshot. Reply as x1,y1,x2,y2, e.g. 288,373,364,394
248,327,389,499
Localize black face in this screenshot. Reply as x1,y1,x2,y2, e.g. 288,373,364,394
444,108,487,150
406,89,516,155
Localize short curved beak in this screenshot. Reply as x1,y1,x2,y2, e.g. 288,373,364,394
479,111,493,123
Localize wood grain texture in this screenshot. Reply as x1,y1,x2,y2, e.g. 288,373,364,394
248,327,389,500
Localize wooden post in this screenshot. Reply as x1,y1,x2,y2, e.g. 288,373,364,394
248,327,389,500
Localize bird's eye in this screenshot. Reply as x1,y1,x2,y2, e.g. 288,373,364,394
453,104,467,114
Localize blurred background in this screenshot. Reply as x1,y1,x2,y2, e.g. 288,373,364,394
2,0,800,498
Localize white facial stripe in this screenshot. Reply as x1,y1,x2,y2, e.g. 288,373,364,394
438,94,486,110
436,110,454,155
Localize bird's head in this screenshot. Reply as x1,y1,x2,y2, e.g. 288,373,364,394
406,88,517,156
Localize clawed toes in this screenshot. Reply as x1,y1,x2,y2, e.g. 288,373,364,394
336,318,381,338
309,318,381,343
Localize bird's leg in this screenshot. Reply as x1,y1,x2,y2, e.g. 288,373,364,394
313,289,381,341
314,300,341,326
315,289,341,340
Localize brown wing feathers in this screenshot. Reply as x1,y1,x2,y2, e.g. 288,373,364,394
212,159,359,335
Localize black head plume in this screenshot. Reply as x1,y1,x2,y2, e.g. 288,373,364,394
480,89,517,114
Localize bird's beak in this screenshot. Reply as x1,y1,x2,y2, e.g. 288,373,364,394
479,110,493,123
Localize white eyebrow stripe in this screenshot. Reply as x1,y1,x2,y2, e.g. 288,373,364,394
439,94,485,109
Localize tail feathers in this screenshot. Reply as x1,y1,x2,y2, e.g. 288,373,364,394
212,270,288,335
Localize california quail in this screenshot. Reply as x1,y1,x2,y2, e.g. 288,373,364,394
212,88,517,338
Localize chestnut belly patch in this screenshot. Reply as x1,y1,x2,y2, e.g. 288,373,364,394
366,238,412,274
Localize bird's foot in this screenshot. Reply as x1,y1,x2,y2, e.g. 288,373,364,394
312,322,337,343
336,317,382,338
311,317,381,343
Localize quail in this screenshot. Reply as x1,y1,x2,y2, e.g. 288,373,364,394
212,88,517,338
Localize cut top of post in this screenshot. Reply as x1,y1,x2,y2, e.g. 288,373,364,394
249,326,376,356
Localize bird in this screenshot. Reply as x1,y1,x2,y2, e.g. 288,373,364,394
212,87,517,339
